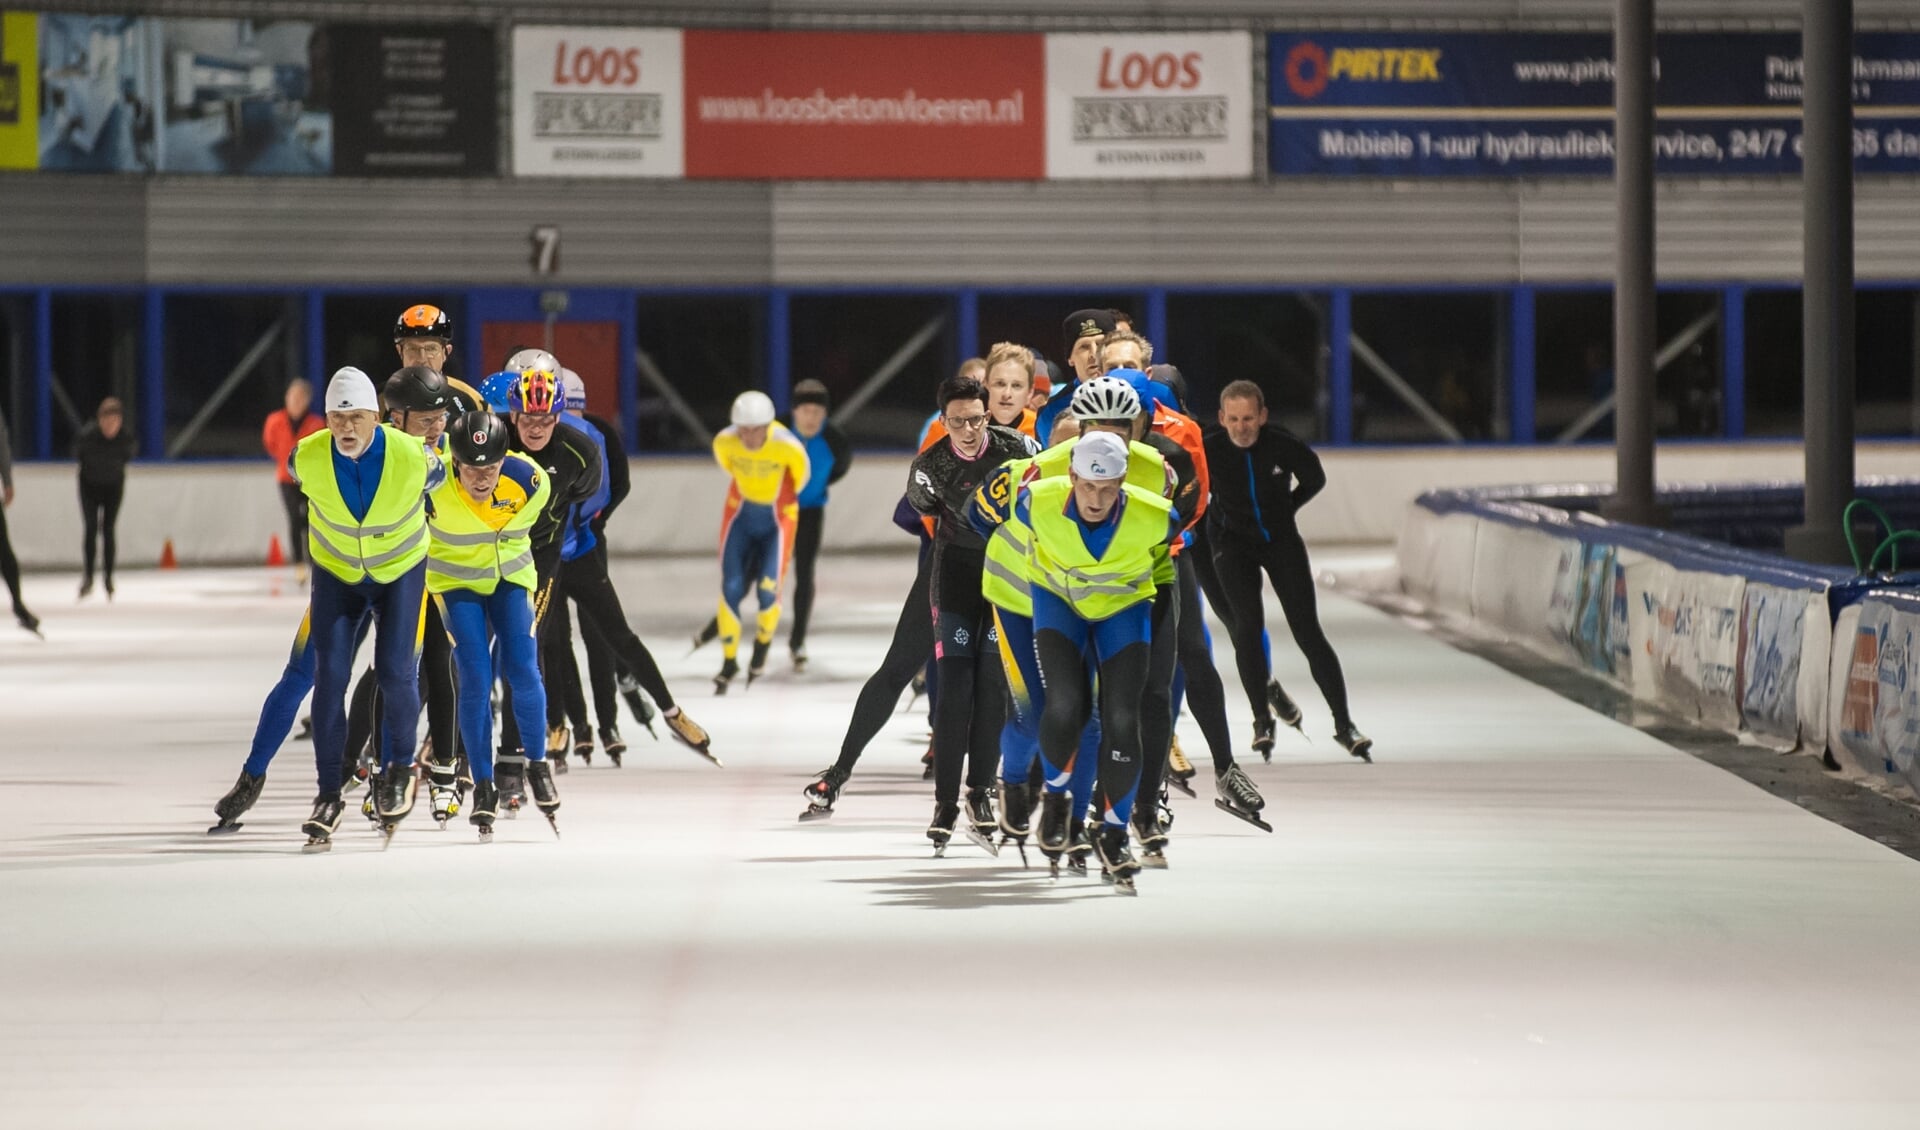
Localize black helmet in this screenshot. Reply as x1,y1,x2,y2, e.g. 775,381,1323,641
394,304,452,343
449,410,509,466
1147,364,1188,412
384,366,450,415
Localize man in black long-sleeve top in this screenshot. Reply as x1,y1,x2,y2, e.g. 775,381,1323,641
1203,380,1371,762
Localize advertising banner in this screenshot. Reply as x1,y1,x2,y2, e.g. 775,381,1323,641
512,26,683,178
1626,559,1743,728
682,31,1044,179
329,23,494,176
158,19,326,174
1269,30,1920,176
1736,581,1813,750
38,13,161,172
1828,596,1920,794
0,12,35,169
1043,33,1251,179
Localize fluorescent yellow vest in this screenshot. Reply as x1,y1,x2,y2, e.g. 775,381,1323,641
294,425,429,585
425,453,550,595
1025,476,1172,621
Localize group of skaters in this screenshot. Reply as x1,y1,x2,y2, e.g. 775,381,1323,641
207,304,716,850
798,308,1369,895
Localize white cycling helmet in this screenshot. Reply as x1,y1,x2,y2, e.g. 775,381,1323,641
559,368,586,413
1068,374,1141,422
730,390,776,428
505,347,560,375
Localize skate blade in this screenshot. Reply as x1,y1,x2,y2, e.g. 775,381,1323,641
1112,878,1139,895
1141,853,1169,870
476,827,493,843
1212,798,1275,833
380,825,399,850
797,805,833,823
931,842,949,858
206,822,243,836
689,747,725,769
1348,741,1373,762
1168,776,1197,799
301,838,332,854
964,826,1000,857
543,813,562,839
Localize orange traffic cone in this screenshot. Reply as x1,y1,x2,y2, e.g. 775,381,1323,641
159,539,177,570
267,534,286,567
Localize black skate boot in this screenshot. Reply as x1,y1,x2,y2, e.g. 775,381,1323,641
799,765,850,822
1268,679,1305,733
13,603,41,638
617,671,659,739
1214,763,1273,832
1131,806,1170,869
927,802,960,857
713,657,739,695
1334,723,1373,763
1094,823,1141,894
920,743,934,781
208,771,266,835
301,794,346,853
746,639,771,689
573,726,594,766
1065,821,1093,875
962,787,1000,857
546,724,571,775
599,725,627,768
496,752,528,819
999,777,1034,867
427,758,461,829
791,644,808,674
1037,791,1071,877
688,617,721,655
1251,716,1277,762
526,759,561,838
468,780,500,842
1165,735,1197,797
374,765,418,846
664,707,722,767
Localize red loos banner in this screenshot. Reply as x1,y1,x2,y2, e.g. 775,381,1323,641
683,30,1045,179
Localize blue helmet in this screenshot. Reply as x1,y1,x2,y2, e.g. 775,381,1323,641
478,370,519,412
1107,367,1177,414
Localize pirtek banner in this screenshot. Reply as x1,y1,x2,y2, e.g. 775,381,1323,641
512,26,683,178
682,30,1044,180
1044,33,1252,179
1270,30,1920,176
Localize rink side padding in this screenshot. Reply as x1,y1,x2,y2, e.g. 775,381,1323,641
1397,482,1920,774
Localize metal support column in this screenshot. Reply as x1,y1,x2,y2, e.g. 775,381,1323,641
1721,287,1747,438
304,291,326,387
1510,288,1536,444
1604,0,1659,526
33,290,52,459
766,290,791,410
1786,0,1856,564
954,289,979,363
1144,289,1169,362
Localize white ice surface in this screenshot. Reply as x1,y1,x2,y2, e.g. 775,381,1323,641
3,553,1920,1129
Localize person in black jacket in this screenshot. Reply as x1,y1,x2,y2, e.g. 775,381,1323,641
782,379,853,669
75,397,136,600
905,376,1037,853
1203,380,1371,762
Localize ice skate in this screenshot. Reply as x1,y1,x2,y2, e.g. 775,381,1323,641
1065,822,1092,875
1166,736,1197,797
546,725,571,775
573,726,594,765
1334,724,1373,763
746,639,771,689
791,645,808,674
468,780,499,843
293,715,312,742
1251,716,1277,762
497,753,528,819
799,765,850,822
962,787,1000,857
998,776,1033,867
688,617,720,656
1214,764,1273,832
301,795,345,853
618,672,659,739
713,656,739,695
927,802,960,857
1094,824,1141,894
374,765,418,846
599,725,627,768
1037,791,1071,878
207,771,266,835
919,743,934,781
1267,679,1305,733
1131,807,1170,869
664,708,722,767
426,757,460,828
13,605,41,638
526,759,562,838
901,668,926,713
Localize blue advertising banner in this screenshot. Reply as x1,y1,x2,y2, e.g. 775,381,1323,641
1269,31,1920,176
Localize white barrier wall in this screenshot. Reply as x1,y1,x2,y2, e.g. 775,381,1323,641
10,439,1920,570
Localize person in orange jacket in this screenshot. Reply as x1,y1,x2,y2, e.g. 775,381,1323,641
262,378,324,566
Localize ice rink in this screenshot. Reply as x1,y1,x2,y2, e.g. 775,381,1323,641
5,551,1920,1128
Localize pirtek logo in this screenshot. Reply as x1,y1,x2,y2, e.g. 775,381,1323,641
1283,41,1443,100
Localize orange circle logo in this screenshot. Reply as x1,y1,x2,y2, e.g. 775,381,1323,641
1284,41,1329,100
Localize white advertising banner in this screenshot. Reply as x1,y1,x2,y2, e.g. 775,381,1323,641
513,26,684,178
1044,33,1253,179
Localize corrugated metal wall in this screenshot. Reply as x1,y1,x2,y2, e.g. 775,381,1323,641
7,174,1918,287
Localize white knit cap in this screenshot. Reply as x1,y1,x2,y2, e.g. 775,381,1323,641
324,367,379,413
1070,431,1129,481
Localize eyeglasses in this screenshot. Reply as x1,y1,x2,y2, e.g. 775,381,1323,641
944,415,989,431
517,414,558,428
411,411,449,428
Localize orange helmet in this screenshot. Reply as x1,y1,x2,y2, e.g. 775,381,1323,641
394,304,452,343
509,369,559,414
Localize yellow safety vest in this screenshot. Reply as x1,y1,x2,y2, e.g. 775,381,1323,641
425,453,550,595
981,438,1172,617
294,425,430,585
1025,476,1172,621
